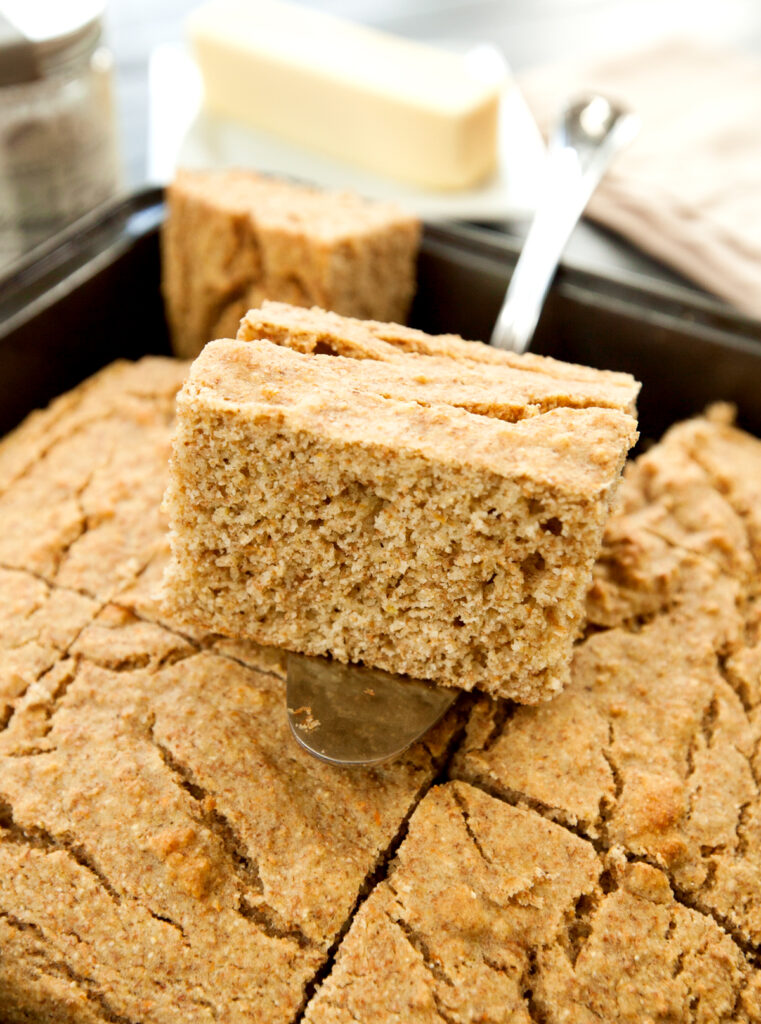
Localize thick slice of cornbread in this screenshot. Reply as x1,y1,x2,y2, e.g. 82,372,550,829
162,170,420,358
162,330,638,701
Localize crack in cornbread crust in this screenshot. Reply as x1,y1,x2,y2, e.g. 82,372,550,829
0,620,464,1022
162,336,637,701
453,410,761,960
0,359,188,599
0,567,98,726
162,171,421,359
303,782,758,1024
237,302,640,417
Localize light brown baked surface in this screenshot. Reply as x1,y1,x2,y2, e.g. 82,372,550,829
162,329,638,701
304,782,758,1024
239,300,641,397
3,360,761,1022
453,407,761,958
0,359,462,1023
162,170,421,358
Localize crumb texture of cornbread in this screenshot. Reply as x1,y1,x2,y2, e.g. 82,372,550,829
161,170,421,358
162,317,638,702
3,362,761,1020
303,782,757,1024
0,358,461,1023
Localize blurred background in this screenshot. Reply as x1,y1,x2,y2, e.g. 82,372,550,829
107,0,761,185
3,0,761,311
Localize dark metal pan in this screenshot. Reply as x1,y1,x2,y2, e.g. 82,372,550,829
1,187,760,442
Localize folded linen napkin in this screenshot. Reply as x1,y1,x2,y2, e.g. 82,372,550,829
520,39,761,318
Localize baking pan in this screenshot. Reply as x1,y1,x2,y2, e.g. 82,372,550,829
1,186,760,442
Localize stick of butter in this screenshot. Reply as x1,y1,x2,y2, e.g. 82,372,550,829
188,0,504,190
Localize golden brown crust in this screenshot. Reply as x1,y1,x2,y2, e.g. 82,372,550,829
454,412,761,955
239,300,640,394
0,359,188,596
304,783,752,1024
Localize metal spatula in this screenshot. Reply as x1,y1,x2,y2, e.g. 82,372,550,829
287,654,458,766
286,94,638,768
491,94,639,353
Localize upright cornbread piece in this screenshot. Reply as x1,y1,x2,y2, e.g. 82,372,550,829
303,782,756,1023
162,326,638,702
162,169,420,358
189,0,503,189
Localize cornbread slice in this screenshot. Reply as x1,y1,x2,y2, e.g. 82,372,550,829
162,329,638,702
162,170,421,358
303,782,757,1023
453,410,761,952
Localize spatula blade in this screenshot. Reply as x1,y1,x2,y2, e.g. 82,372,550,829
286,653,459,767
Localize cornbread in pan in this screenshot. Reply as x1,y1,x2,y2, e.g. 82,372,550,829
0,358,461,1023
162,316,638,702
453,408,761,954
161,170,421,358
2,359,761,1019
0,357,188,600
303,782,758,1023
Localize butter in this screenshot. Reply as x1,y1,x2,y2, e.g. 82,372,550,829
188,0,503,190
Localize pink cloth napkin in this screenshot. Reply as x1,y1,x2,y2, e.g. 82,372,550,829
520,39,761,318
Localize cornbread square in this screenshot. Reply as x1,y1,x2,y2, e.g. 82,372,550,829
303,782,756,1023
161,170,421,358
162,328,638,702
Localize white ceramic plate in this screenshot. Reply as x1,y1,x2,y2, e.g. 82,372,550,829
147,42,546,221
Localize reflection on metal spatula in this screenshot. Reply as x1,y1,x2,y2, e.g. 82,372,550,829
286,654,458,767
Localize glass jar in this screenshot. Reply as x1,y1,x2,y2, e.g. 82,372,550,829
0,2,120,271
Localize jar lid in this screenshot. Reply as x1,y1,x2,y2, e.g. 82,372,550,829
0,1,104,86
